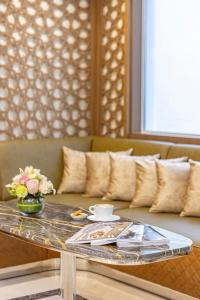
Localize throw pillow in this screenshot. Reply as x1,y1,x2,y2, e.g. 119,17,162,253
85,149,133,197
57,147,87,193
130,157,188,208
150,161,190,213
181,160,200,217
103,154,160,201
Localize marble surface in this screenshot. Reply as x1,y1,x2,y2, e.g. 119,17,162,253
0,200,192,265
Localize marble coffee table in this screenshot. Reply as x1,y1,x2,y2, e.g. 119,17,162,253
0,200,193,300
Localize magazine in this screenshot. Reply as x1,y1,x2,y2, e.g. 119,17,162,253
66,221,133,246
117,225,169,248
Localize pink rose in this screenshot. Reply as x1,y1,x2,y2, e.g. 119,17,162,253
39,179,49,194
26,179,39,195
13,174,29,184
20,175,29,184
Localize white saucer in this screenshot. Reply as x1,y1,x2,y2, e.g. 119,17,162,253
87,215,120,222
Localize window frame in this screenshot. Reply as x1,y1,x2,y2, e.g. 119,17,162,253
130,0,200,145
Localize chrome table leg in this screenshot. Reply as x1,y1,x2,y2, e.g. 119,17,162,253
60,252,76,300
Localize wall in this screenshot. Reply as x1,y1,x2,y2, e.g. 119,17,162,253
94,0,130,138
0,0,129,140
0,0,93,140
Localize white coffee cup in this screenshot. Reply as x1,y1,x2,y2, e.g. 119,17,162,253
89,204,114,221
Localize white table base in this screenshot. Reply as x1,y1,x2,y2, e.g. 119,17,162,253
60,252,76,300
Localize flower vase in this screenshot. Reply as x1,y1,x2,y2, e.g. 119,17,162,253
17,195,44,215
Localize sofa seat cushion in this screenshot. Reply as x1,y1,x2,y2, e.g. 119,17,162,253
115,207,200,247
46,194,129,211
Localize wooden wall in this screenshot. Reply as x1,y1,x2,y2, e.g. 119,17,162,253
91,0,130,137
0,0,130,140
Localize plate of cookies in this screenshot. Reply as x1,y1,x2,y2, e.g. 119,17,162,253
70,210,88,220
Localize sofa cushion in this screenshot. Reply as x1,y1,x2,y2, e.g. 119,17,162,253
46,194,129,211
0,137,92,201
150,161,190,213
104,154,160,202
115,207,200,246
57,146,87,194
131,157,188,208
181,159,200,217
91,137,172,159
85,149,133,197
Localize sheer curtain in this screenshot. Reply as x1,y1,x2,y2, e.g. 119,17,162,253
144,0,200,135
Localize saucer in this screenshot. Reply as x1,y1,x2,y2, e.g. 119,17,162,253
87,215,120,222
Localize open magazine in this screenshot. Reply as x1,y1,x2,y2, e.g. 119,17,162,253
66,222,133,246
116,224,169,248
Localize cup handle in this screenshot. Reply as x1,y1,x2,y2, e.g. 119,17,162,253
89,205,95,214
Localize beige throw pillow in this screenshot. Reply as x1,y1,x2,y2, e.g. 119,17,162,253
103,154,160,201
57,147,87,193
130,157,188,208
85,149,133,197
181,160,200,217
150,161,190,213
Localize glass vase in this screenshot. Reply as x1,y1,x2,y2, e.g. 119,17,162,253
17,195,44,215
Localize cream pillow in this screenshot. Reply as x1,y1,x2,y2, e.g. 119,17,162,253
58,147,87,193
130,157,188,208
181,160,200,217
85,149,133,197
150,161,190,213
103,154,160,201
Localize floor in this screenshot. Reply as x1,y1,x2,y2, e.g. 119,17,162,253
0,267,166,300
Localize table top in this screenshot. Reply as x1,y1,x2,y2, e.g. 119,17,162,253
0,200,192,265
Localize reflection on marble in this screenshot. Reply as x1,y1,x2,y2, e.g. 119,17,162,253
8,290,86,300
9,289,60,300
0,200,192,265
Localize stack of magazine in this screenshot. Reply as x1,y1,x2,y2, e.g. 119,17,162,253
116,224,169,248
66,222,132,246
66,222,170,248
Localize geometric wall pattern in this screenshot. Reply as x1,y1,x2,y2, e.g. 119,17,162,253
0,0,92,140
0,0,129,140
98,0,129,138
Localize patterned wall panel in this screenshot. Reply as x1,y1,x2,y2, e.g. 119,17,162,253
0,0,92,140
98,0,129,138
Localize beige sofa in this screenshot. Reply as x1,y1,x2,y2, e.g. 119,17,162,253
0,135,200,298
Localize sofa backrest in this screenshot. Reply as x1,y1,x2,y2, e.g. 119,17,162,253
3,134,200,202
91,136,172,159
167,144,200,161
0,137,92,201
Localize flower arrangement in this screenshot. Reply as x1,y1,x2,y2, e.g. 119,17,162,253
6,166,55,199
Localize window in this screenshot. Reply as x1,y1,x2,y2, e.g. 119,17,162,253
143,0,200,136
